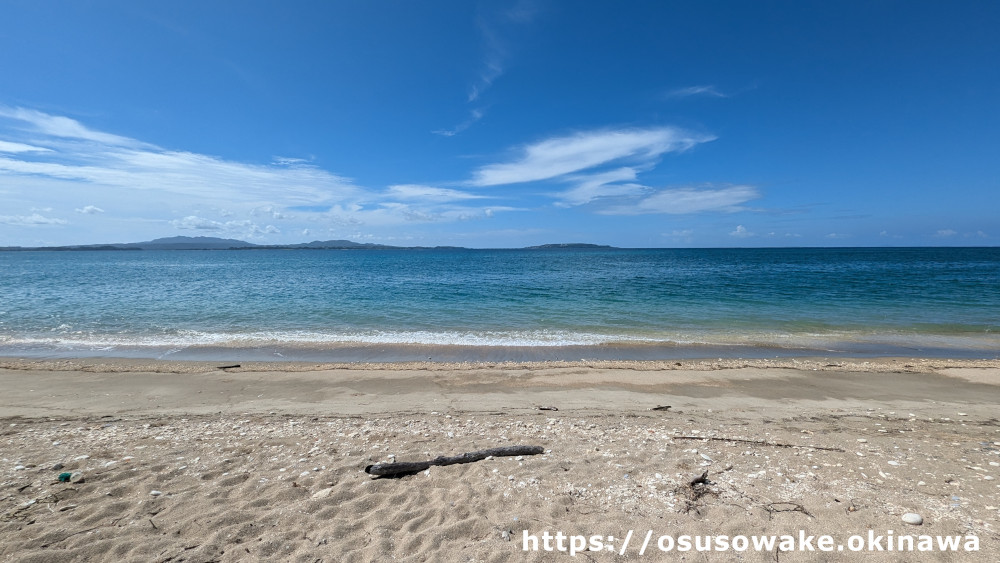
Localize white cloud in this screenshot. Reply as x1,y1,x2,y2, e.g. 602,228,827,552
170,215,279,238
0,140,52,153
554,167,644,206
386,184,487,202
468,59,504,104
252,206,287,219
635,185,757,214
170,216,228,231
0,107,360,213
472,127,714,186
0,104,755,243
599,184,759,215
935,229,958,237
0,150,354,207
467,1,538,104
730,225,753,238
436,3,539,135
665,85,728,99
433,109,484,137
272,156,310,166
317,201,516,228
0,213,67,226
0,105,139,146
472,127,751,217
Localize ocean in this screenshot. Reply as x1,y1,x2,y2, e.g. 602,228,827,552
1,247,997,362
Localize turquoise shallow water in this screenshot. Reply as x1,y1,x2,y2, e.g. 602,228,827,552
1,247,998,361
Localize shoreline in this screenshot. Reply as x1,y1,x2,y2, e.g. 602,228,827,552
2,358,998,560
3,334,998,364
2,355,999,375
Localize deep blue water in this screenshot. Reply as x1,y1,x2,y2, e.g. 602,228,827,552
1,247,998,361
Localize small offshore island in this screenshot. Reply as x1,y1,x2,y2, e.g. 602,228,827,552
0,235,616,252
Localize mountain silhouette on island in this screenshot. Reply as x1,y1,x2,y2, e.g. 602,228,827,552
0,236,613,251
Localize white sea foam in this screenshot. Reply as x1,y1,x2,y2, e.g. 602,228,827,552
1,328,996,355
0,329,661,349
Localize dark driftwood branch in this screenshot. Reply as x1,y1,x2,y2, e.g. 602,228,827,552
365,445,544,476
673,436,844,452
689,470,710,487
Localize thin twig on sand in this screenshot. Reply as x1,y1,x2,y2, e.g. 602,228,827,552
672,436,844,452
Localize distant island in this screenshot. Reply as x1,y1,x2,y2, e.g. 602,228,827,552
0,236,616,252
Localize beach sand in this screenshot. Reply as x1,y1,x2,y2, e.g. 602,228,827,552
1,358,998,561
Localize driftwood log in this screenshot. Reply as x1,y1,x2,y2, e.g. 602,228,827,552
365,445,544,476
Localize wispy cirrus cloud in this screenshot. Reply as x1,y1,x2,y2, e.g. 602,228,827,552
0,105,141,146
598,184,760,215
0,105,373,242
0,106,513,242
554,167,646,207
664,85,728,100
0,140,53,154
471,127,714,186
467,44,504,104
319,202,513,228
468,126,757,216
386,184,488,202
170,215,279,237
0,212,67,226
435,0,540,136
468,1,539,103
0,106,359,207
1,103,754,246
432,109,484,137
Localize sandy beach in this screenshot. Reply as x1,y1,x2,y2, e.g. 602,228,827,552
1,357,998,561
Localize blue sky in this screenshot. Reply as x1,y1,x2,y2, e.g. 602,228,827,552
1,1,997,248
